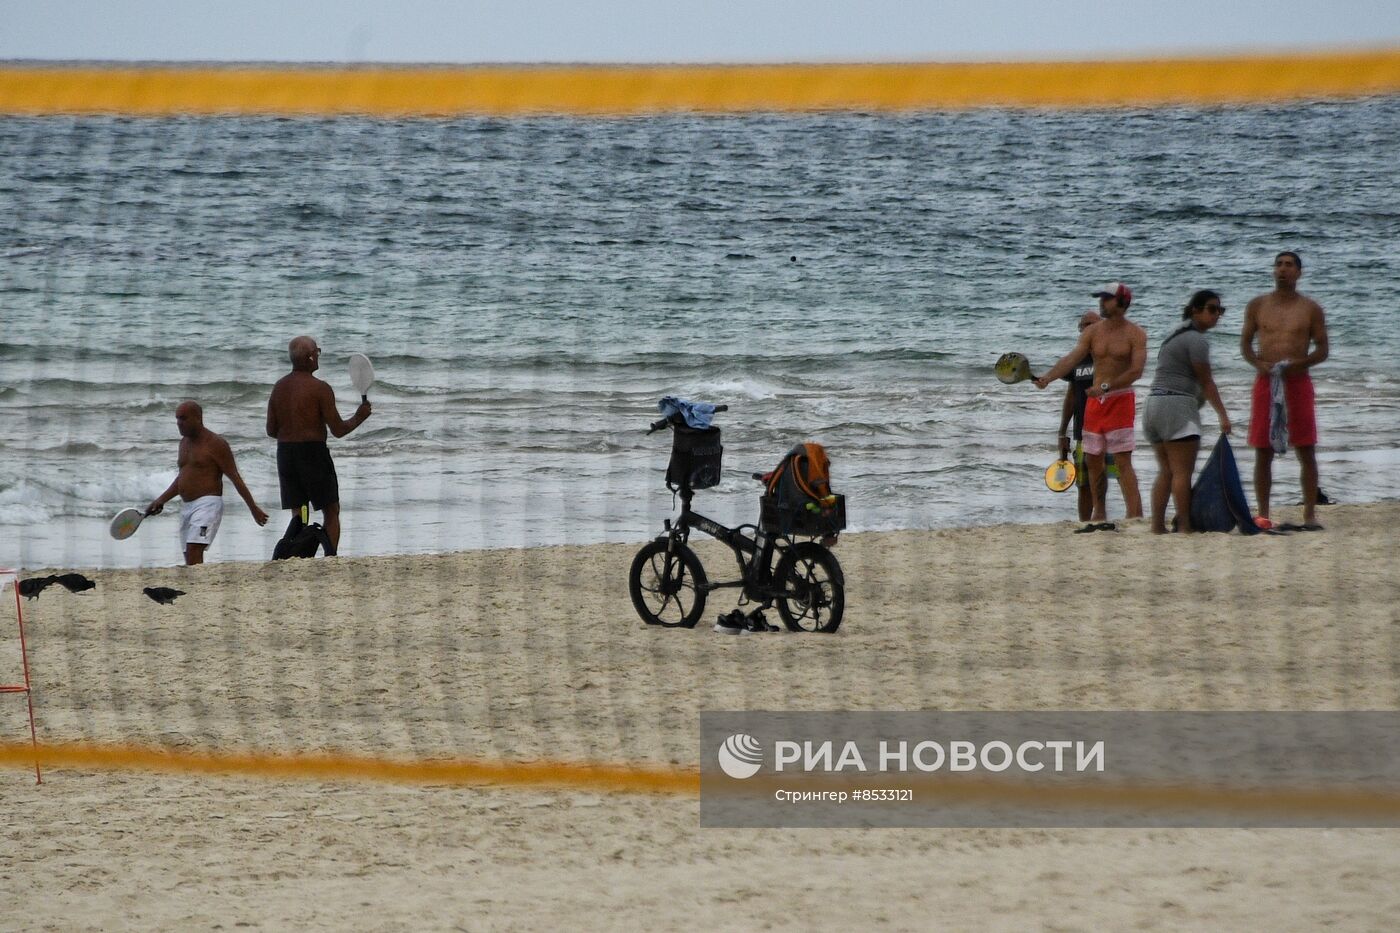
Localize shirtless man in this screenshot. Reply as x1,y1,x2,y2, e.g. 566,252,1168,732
146,401,269,565
1241,251,1329,528
266,336,371,553
1035,283,1147,527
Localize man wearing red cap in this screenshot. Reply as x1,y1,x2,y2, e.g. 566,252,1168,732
1035,283,1147,529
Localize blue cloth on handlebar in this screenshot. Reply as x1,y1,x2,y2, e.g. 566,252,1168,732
658,396,717,429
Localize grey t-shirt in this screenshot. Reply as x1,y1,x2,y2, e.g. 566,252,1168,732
1150,326,1211,400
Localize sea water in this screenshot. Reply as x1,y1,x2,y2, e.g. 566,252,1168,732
2,101,1398,568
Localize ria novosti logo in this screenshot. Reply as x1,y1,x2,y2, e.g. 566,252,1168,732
714,734,1107,778
717,733,764,779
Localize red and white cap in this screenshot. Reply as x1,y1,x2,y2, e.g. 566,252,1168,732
1091,282,1133,308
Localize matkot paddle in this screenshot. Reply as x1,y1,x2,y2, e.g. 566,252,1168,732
994,352,1038,385
109,507,146,540
348,352,376,404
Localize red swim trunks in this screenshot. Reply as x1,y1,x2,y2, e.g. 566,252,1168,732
1082,390,1136,456
1248,371,1317,449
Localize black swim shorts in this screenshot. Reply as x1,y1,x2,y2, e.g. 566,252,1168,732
277,441,340,511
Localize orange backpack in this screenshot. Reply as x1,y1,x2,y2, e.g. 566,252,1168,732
765,442,833,503
760,442,844,537
761,442,834,504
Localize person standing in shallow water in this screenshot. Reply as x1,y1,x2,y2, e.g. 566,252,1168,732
1143,290,1233,534
1241,251,1329,530
1035,283,1147,528
266,336,371,554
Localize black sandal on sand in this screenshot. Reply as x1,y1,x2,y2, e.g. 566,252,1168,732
1073,522,1117,534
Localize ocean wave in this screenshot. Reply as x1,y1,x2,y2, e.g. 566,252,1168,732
349,426,439,445
499,438,629,455
26,441,149,457
687,377,784,401
279,200,342,221
808,420,939,438
0,467,170,516
168,168,250,179
0,377,271,405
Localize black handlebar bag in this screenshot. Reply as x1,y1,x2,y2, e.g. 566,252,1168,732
665,425,723,491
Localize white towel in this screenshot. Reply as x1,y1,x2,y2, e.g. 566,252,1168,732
1269,360,1290,455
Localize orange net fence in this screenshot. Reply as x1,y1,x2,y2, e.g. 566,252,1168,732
2,50,1399,116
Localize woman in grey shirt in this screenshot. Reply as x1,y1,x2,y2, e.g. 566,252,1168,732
1143,290,1233,533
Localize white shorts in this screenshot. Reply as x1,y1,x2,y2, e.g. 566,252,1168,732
179,495,224,550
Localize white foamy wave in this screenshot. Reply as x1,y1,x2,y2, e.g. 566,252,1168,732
1317,448,1400,467
687,378,783,401
69,470,176,507
0,467,173,516
0,479,64,523
0,500,60,525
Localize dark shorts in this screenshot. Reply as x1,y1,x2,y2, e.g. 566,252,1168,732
277,442,340,511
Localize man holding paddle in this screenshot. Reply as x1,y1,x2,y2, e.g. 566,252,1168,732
146,401,269,565
266,336,372,554
1034,283,1147,529
1057,309,1112,523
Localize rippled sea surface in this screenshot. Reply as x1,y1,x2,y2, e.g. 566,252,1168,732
3,100,1398,567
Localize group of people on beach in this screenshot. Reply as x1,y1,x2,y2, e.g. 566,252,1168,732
1034,251,1329,534
145,336,371,564
140,252,1323,566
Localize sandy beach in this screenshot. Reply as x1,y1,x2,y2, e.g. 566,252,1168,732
4,501,1400,930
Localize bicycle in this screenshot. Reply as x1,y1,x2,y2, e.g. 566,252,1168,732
627,404,846,633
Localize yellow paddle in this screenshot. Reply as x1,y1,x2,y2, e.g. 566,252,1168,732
994,352,1037,385
1044,459,1077,492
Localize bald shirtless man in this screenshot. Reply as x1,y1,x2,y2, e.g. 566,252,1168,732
1035,283,1147,527
1241,251,1329,528
147,401,269,565
266,336,371,554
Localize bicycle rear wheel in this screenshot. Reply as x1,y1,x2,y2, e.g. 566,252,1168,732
773,541,845,633
629,539,708,628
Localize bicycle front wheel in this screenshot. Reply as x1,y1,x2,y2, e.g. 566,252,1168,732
629,539,708,628
773,541,845,633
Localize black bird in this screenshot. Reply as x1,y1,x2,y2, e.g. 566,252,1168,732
18,576,57,600
143,587,185,605
53,573,96,593
17,573,95,599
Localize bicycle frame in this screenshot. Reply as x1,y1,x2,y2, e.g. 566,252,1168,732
660,487,788,603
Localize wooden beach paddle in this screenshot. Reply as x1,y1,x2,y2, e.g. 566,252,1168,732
348,352,375,403
994,352,1038,385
